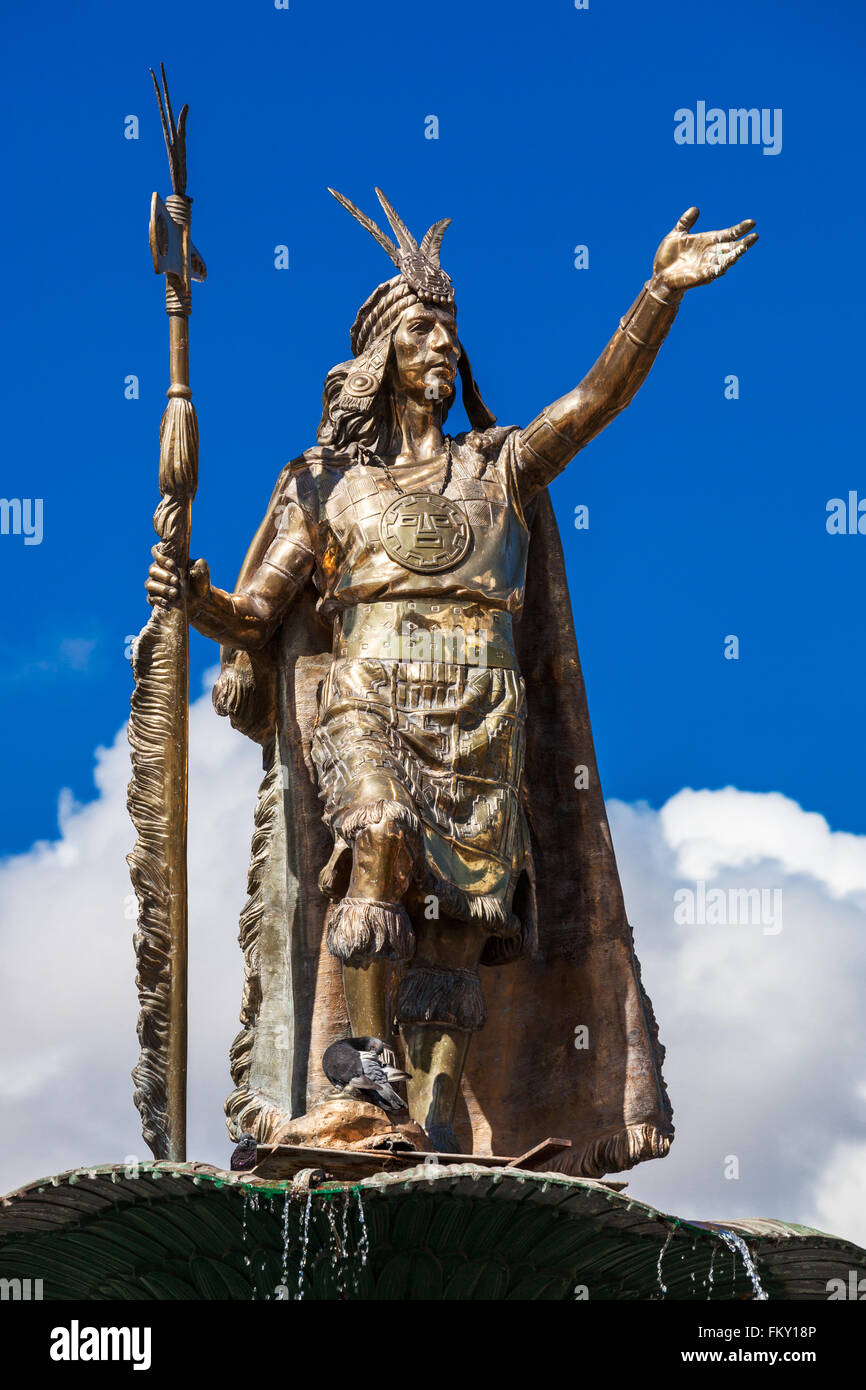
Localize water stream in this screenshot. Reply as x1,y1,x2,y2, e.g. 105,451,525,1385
324,1198,347,1297
356,1188,370,1267
237,1182,374,1301
717,1228,768,1300
296,1191,313,1300
280,1190,291,1295
241,1191,253,1292
656,1230,674,1297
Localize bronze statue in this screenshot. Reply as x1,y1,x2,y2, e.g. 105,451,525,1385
132,72,757,1170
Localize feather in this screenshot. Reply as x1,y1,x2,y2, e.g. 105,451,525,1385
328,188,400,267
419,218,451,266
323,1037,408,1113
230,1132,258,1171
374,188,419,256
384,1065,411,1083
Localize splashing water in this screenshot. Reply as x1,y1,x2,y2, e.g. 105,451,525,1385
325,1199,348,1297
341,1192,350,1257
706,1245,716,1298
279,1189,292,1296
241,1191,254,1296
717,1229,768,1301
355,1188,369,1268
656,1231,674,1297
342,1193,362,1296
296,1191,313,1300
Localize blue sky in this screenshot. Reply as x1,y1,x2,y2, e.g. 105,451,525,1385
1,0,864,852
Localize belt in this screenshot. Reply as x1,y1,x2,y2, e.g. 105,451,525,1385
333,598,517,670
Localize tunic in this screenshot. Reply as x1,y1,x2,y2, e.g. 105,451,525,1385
242,425,544,933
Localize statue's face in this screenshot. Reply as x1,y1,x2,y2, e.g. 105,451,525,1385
392,303,459,406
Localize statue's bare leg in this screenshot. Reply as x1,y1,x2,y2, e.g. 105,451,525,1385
396,913,488,1152
329,815,416,1039
326,806,489,1150
341,961,389,1039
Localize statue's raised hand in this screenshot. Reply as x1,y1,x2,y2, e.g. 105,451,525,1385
653,207,758,291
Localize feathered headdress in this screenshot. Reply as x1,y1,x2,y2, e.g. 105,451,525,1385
327,187,495,430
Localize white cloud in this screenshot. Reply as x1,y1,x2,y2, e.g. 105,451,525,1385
0,700,864,1250
0,670,261,1191
810,1142,866,1245
660,787,866,899
613,792,866,1246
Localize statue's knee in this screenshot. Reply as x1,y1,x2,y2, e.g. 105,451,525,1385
340,798,421,852
342,798,421,890
353,820,411,868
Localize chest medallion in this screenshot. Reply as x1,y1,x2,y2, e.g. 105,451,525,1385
378,492,471,573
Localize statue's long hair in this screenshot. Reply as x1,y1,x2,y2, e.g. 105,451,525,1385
316,339,456,455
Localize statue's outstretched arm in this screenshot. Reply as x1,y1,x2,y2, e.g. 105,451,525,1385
146,503,315,650
517,208,757,499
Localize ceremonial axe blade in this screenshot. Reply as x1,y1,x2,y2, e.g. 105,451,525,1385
149,190,207,293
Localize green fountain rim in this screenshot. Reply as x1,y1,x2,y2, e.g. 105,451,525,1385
1,1159,862,1255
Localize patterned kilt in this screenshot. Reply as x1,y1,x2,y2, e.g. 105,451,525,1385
310,656,530,936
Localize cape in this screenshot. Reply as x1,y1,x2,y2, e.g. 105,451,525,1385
214,443,674,1178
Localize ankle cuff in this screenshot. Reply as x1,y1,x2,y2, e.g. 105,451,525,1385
396,964,486,1032
326,896,415,964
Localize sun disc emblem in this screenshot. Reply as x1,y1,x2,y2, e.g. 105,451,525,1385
379,492,471,573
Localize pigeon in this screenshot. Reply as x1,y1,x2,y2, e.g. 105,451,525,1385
230,1132,258,1171
322,1036,410,1113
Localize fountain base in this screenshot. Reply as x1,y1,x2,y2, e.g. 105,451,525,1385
1,1161,863,1300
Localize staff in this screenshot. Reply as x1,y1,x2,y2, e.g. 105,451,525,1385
128,66,206,1162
